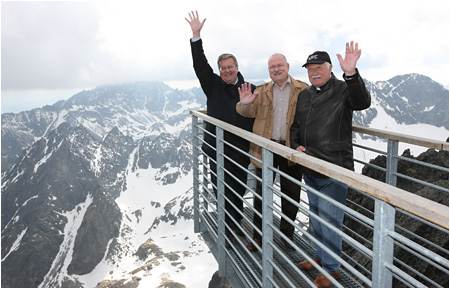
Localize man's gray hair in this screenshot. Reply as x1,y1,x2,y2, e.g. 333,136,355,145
217,53,238,69
268,53,288,65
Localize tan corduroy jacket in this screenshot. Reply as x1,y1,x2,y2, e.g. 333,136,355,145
236,76,309,168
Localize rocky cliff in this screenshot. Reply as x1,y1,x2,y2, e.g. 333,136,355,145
344,146,449,287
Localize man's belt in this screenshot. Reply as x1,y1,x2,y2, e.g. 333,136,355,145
271,139,286,146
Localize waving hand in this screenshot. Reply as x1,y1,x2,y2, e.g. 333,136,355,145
336,41,361,76
238,83,258,106
185,11,206,39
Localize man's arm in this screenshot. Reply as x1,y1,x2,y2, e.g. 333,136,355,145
186,11,214,97
344,69,371,110
290,92,304,152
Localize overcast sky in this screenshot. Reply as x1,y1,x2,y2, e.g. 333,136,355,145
1,0,449,113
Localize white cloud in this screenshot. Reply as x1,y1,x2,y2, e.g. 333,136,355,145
1,0,449,112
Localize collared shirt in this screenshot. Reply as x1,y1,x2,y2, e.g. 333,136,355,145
271,77,291,141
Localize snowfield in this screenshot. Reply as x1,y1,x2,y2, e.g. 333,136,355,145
75,163,217,288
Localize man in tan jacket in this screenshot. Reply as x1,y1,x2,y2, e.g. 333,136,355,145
237,53,308,251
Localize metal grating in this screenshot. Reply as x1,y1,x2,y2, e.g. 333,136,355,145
200,207,363,288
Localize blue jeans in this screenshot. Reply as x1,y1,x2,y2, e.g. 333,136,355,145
304,174,348,274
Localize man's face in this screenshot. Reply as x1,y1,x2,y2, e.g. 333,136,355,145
219,58,238,85
307,62,333,88
268,55,290,86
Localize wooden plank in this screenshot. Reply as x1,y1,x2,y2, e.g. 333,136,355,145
352,125,449,151
289,151,449,229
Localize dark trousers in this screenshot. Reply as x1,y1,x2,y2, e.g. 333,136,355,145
207,152,248,234
252,155,302,239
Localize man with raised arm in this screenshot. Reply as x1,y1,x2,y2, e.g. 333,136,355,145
290,41,371,288
236,53,308,252
185,11,255,247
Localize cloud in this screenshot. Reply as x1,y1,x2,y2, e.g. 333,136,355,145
1,1,105,90
1,0,449,101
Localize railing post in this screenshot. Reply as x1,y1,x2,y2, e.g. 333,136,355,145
216,127,227,277
372,199,395,287
202,153,210,213
200,119,209,219
261,148,274,287
386,139,399,186
192,115,200,233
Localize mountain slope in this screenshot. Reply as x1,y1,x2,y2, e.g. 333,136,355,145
1,123,118,288
2,75,448,173
1,120,214,287
1,82,204,172
360,73,448,129
1,76,448,287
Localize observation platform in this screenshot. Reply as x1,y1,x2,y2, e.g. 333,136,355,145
191,110,449,288
202,207,362,288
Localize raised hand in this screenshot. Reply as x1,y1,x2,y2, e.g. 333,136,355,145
336,41,361,76
185,10,206,39
238,83,258,106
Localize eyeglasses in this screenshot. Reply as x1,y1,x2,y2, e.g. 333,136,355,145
219,65,236,72
269,64,285,70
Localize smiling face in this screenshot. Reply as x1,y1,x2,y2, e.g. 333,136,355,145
219,57,238,85
268,54,290,87
306,62,333,88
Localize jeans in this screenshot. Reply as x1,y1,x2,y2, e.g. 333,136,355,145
252,154,302,239
304,174,348,274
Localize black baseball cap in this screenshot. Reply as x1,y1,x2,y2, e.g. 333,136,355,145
302,51,332,67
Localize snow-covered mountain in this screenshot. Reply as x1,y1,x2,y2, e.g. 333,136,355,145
1,82,217,288
1,75,448,288
1,82,204,173
354,74,448,171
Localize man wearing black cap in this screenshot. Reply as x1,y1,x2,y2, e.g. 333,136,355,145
290,41,371,288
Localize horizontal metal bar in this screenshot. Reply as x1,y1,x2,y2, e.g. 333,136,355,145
395,154,449,173
393,171,449,193
354,158,387,172
388,230,449,268
353,142,387,155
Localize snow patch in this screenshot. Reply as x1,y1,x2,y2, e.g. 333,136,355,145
39,195,94,287
1,228,27,262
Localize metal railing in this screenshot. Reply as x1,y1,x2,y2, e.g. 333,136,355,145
190,110,449,288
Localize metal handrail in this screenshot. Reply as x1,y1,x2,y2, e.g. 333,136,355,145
190,110,449,288
191,110,448,229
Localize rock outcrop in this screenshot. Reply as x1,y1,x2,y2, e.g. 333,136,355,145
344,147,449,287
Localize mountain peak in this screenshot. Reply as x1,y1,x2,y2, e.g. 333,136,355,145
1,77,448,287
